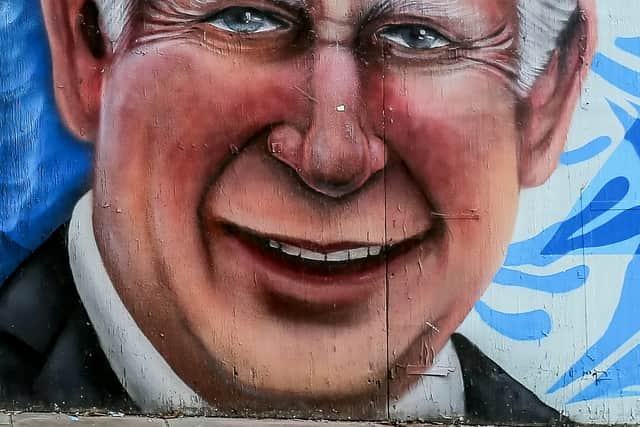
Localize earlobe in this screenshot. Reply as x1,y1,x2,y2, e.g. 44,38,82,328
40,0,110,142
518,0,597,188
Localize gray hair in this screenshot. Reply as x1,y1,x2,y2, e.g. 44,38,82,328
518,0,579,89
94,0,579,91
94,0,135,47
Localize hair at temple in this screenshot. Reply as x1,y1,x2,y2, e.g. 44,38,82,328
92,0,579,92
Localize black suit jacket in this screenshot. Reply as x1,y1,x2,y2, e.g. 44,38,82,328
0,227,563,423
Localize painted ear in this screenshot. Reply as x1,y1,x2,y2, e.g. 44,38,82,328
518,0,597,188
40,0,111,142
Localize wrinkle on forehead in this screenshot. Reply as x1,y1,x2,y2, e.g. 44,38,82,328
145,0,203,20
144,0,514,41
371,0,470,19
146,0,510,18
316,0,509,20
148,0,307,12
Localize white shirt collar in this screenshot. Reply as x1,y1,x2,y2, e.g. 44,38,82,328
68,192,206,413
391,340,466,419
68,191,465,418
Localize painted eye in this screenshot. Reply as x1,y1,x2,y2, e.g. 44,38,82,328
379,25,450,50
208,7,289,33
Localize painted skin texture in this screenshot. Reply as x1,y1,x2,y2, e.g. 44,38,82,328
41,0,596,416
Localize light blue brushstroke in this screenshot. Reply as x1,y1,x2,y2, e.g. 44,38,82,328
616,37,640,57
606,99,637,130
592,52,640,97
493,265,588,294
561,137,612,165
474,301,552,341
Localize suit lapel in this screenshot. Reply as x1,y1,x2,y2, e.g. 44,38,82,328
0,226,131,410
451,333,564,424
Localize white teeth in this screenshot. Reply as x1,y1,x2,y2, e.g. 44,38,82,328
300,249,326,261
326,250,350,262
269,240,281,249
268,240,384,263
280,243,301,257
369,246,382,256
348,247,369,260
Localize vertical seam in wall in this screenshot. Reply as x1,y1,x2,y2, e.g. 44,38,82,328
382,44,390,422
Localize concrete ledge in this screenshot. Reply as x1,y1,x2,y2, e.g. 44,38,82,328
2,415,451,427
12,413,165,426
167,420,384,427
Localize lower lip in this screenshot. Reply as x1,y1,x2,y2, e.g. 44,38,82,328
216,225,424,307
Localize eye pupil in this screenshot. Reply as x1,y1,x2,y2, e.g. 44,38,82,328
222,8,267,33
380,25,448,50
404,26,437,48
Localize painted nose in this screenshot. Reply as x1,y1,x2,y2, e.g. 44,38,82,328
268,47,385,198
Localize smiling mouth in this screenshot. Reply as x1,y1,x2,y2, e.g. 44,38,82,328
212,221,441,308
222,223,430,277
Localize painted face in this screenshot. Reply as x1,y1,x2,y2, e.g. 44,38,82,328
93,0,522,413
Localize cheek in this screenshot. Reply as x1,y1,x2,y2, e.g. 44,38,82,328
384,70,522,318
97,42,307,200
93,43,310,288
382,70,521,213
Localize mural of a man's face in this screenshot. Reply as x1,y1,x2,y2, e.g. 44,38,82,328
42,0,595,414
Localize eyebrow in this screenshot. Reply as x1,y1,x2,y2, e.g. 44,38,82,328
150,0,307,12
186,0,462,13
368,0,468,20
203,0,308,7
150,0,490,30
273,0,307,7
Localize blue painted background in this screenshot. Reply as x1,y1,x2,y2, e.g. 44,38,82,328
477,36,640,404
0,0,91,283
